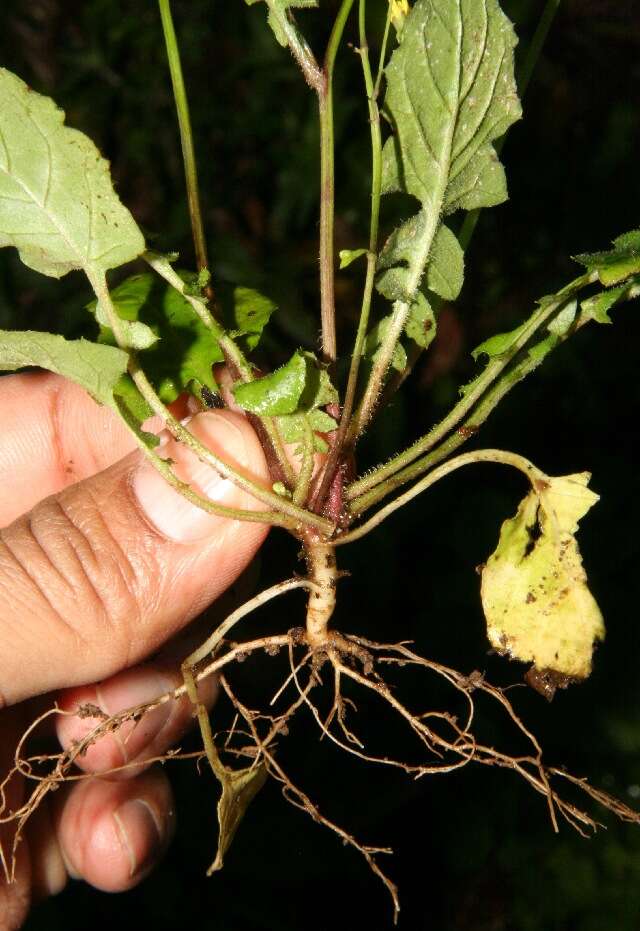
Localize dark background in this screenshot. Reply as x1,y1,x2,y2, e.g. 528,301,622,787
1,0,640,928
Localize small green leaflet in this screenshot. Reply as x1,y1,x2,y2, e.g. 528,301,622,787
404,292,436,349
0,68,144,280
88,273,276,404
376,0,521,307
0,329,129,409
233,350,338,453
481,473,604,688
223,283,277,353
339,248,368,270
471,300,578,366
365,293,436,371
574,230,640,286
244,0,317,47
580,278,640,325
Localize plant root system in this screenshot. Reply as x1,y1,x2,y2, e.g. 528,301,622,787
2,602,639,923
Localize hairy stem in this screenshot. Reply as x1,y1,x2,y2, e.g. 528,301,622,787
318,0,356,363
157,0,211,282
348,298,411,442
265,0,323,90
346,273,593,504
347,275,639,517
336,448,545,545
145,252,296,487
310,0,383,510
90,272,332,532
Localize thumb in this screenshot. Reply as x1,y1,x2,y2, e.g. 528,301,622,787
0,411,270,707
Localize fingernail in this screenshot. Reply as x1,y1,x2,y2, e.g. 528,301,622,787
113,799,163,879
132,412,249,543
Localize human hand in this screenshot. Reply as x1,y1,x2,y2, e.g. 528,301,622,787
0,371,270,929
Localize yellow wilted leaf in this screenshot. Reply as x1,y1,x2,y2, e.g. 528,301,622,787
480,472,604,696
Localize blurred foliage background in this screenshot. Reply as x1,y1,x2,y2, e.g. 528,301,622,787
1,0,640,928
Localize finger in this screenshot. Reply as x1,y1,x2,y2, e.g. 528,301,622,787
0,708,32,931
0,371,196,526
0,410,270,707
0,372,135,525
53,768,175,892
54,660,217,777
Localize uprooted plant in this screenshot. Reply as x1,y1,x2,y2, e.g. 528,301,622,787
1,0,640,920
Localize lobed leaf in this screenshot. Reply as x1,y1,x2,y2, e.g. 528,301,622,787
0,68,144,280
481,473,604,689
0,329,129,409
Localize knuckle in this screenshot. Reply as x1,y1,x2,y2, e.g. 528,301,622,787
0,490,145,669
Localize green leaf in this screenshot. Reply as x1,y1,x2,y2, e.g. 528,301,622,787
0,68,144,279
222,284,277,352
404,292,436,349
481,473,604,687
376,0,520,306
88,274,276,405
471,300,578,365
574,230,640,286
471,320,529,362
234,349,338,451
113,373,154,423
276,408,337,454
339,248,368,269
87,273,221,404
579,279,639,325
233,350,308,416
0,329,129,409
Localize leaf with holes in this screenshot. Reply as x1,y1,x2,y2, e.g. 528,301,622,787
481,473,604,688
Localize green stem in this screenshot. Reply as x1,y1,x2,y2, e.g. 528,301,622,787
336,448,545,545
373,3,392,98
346,273,593,505
157,0,210,276
459,0,562,253
347,273,639,518
90,272,333,534
318,0,356,363
347,297,411,442
310,0,382,510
